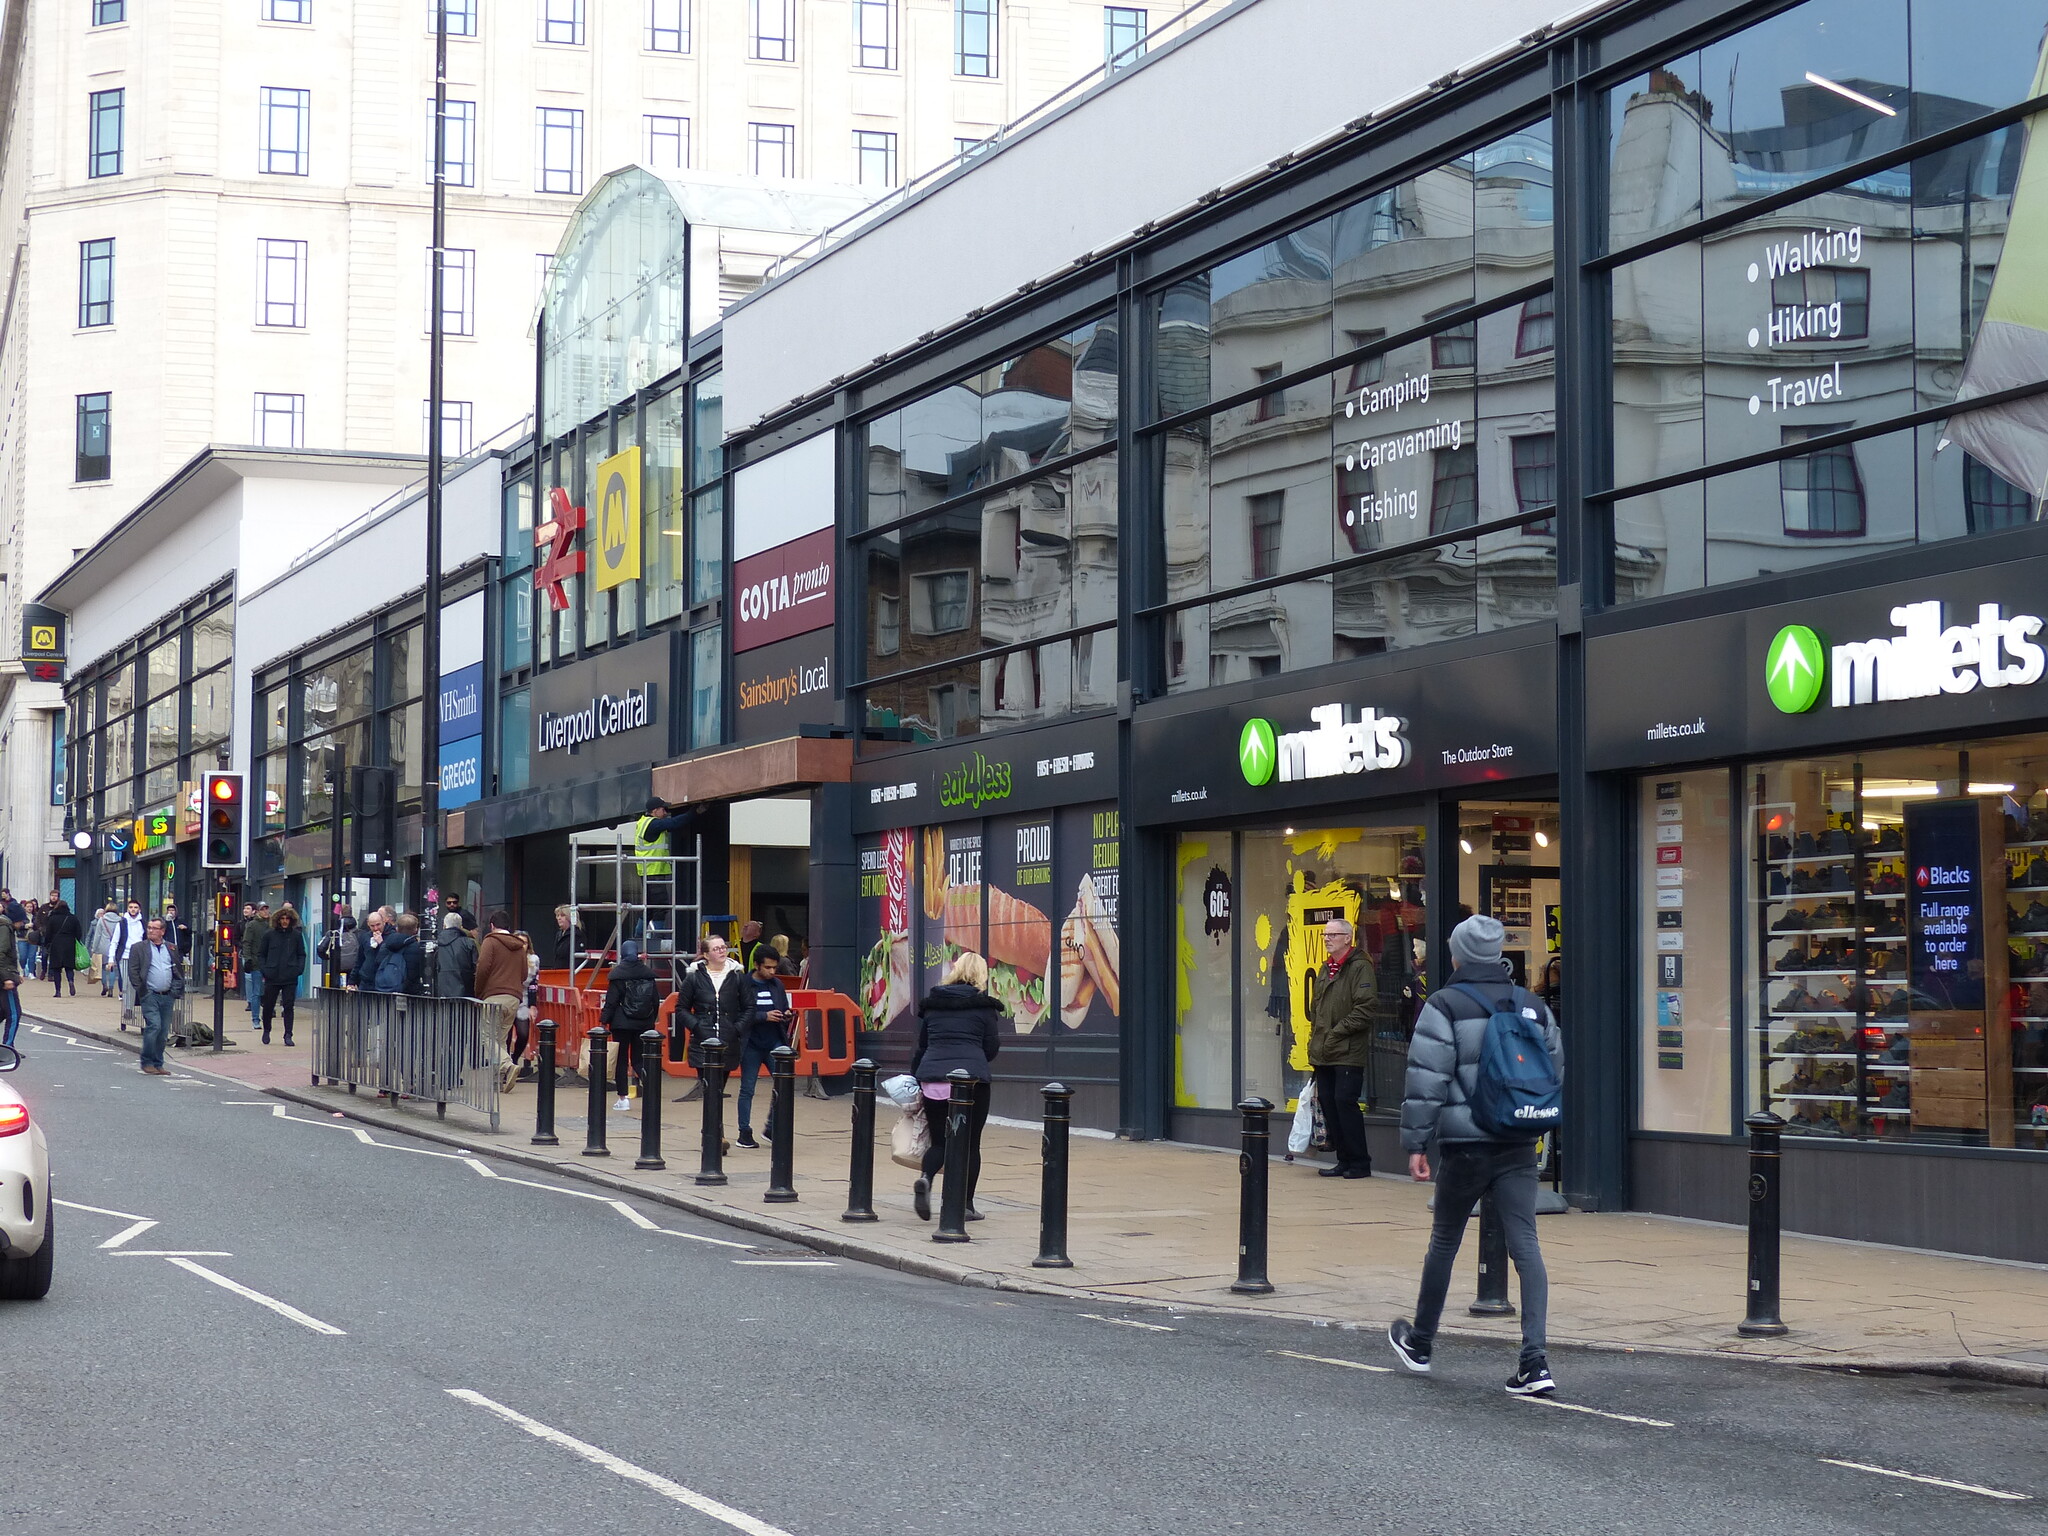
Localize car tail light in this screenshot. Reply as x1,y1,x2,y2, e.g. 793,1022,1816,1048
0,1103,28,1137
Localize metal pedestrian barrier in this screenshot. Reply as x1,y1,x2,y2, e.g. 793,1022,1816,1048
312,990,502,1132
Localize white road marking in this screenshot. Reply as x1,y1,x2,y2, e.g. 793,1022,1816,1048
164,1257,346,1336
1517,1397,1673,1429
55,1197,152,1222
1821,1458,2030,1502
1271,1348,1392,1374
97,1218,159,1250
236,1101,759,1248
448,1390,798,1535
1078,1313,1177,1332
109,1250,234,1258
22,1021,113,1052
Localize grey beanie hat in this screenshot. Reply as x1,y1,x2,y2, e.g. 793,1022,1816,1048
1449,913,1506,970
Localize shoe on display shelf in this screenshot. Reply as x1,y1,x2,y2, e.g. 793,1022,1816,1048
1794,831,1818,857
1771,909,1810,933
1766,835,1793,861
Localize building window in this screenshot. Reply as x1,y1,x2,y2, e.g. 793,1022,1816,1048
1429,444,1478,531
749,122,794,178
426,99,476,187
253,393,305,449
1511,432,1556,514
854,0,895,68
1431,318,1476,369
1251,363,1284,422
426,247,476,336
1780,425,1865,537
749,0,793,60
1515,291,1555,355
645,115,688,171
257,238,308,327
433,0,477,36
1104,6,1146,63
91,0,124,24
535,107,583,193
955,0,997,76
647,0,687,51
75,393,111,482
854,130,897,188
1964,455,2034,532
955,135,993,160
1248,491,1283,580
265,0,310,22
874,595,901,656
912,571,971,635
539,0,583,44
259,88,311,176
422,400,476,456
78,239,114,328
87,90,123,178
1769,267,1869,342
1343,330,1385,392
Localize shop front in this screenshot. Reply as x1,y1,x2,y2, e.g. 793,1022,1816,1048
1591,547,2048,1263
851,715,1122,1129
1134,631,1559,1156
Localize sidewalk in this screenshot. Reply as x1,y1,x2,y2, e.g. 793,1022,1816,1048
25,988,2048,1383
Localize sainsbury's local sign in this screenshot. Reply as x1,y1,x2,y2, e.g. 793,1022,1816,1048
1767,600,2047,715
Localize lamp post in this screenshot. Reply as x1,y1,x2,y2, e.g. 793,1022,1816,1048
419,0,450,911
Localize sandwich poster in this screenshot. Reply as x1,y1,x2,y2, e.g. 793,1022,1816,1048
1057,802,1122,1034
986,814,1056,1032
920,825,985,1002
856,828,915,1031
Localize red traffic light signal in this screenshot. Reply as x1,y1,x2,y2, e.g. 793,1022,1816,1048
202,771,246,869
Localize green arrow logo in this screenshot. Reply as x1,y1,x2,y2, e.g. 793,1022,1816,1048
1765,624,1825,714
1239,718,1277,786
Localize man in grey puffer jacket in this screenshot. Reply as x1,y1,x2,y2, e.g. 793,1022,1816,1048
1387,913,1563,1396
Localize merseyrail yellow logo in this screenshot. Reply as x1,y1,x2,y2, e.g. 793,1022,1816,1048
592,446,641,592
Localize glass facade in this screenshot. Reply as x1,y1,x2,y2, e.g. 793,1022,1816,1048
1606,0,2048,599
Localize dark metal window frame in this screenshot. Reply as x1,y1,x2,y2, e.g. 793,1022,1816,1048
78,238,113,328
87,89,123,178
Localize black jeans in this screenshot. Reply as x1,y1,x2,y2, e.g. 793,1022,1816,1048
1313,1064,1371,1171
261,978,298,1034
613,1025,656,1097
1411,1141,1548,1362
919,1082,990,1204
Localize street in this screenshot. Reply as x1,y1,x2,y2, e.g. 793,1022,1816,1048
5,1032,2045,1536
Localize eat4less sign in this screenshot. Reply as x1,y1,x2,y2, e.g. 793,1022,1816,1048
1766,601,2048,715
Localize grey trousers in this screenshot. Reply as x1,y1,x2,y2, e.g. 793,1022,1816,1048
1411,1140,1548,1362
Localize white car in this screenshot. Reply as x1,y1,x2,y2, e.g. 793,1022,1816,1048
0,1043,52,1299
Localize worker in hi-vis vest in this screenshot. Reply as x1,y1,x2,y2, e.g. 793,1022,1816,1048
636,796,703,877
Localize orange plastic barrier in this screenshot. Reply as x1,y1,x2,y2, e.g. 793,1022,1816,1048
532,967,609,1070
652,987,857,1083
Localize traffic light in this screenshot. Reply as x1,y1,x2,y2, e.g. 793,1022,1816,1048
348,764,397,876
202,772,246,869
212,879,242,962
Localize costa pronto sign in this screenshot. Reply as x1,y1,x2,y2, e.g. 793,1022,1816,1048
537,685,656,755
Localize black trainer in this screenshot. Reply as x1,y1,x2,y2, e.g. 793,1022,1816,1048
1387,1319,1431,1374
735,1130,760,1149
1505,1356,1556,1396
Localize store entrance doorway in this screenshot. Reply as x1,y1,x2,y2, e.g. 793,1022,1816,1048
1457,799,1562,1007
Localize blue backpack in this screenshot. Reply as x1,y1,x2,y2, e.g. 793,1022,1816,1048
1451,983,1562,1140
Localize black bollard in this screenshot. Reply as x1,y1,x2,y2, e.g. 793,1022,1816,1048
1468,1194,1517,1316
695,1034,728,1186
1032,1081,1074,1269
531,1020,559,1147
1230,1096,1275,1295
635,1029,665,1171
765,1045,798,1202
843,1058,878,1223
582,1025,610,1157
1738,1110,1789,1337
933,1068,973,1243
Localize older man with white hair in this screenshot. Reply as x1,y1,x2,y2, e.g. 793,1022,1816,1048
1306,913,1375,1179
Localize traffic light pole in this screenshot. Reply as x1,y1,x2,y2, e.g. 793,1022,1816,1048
211,871,231,1052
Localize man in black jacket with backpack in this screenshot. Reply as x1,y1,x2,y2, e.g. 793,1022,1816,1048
600,940,662,1112
1387,914,1564,1396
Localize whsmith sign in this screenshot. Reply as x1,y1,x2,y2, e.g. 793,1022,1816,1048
1587,557,2048,769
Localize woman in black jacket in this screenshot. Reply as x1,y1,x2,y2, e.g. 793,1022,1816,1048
911,951,1004,1223
677,934,748,1073
258,906,308,1046
41,901,82,998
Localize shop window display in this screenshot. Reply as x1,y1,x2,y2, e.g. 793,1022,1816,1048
1636,773,1735,1134
1747,739,2048,1148
1172,825,1425,1115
